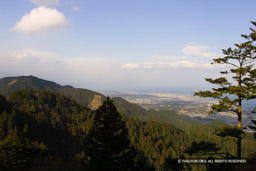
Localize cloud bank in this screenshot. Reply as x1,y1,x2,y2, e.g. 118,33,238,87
182,45,220,58
122,44,221,69
0,44,221,91
0,49,122,89
122,59,212,69
10,6,68,34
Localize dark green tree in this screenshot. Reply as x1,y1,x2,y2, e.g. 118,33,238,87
185,141,235,171
84,97,134,170
248,120,256,139
195,21,256,159
0,135,49,170
0,94,12,114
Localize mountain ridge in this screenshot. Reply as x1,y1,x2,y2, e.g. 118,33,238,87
0,75,148,118
0,75,104,109
0,75,226,130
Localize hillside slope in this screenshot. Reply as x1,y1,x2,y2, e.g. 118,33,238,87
0,76,105,110
0,75,62,96
0,76,147,117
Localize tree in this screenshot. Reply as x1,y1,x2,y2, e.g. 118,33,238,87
248,119,256,139
84,97,134,170
195,21,256,159
0,94,11,114
0,136,49,170
185,141,235,171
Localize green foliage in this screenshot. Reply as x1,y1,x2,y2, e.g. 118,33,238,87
83,97,134,170
248,119,256,139
185,141,221,155
194,21,256,159
214,126,244,139
195,21,256,113
0,75,105,110
0,90,193,170
127,117,188,170
0,75,157,116
0,94,12,113
58,87,105,108
112,97,148,118
0,76,62,96
0,90,94,169
0,136,49,170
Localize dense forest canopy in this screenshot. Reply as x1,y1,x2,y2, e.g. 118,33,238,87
0,88,255,170
0,90,188,170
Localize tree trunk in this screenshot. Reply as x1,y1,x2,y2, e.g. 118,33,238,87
238,104,242,129
237,98,242,159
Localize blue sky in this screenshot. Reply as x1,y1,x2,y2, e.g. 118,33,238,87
0,0,256,93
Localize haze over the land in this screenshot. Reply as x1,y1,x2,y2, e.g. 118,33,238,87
1,0,256,93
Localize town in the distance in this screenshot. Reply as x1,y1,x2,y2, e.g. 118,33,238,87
101,91,256,127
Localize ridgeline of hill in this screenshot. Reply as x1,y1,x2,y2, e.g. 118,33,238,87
0,76,104,109
0,76,199,128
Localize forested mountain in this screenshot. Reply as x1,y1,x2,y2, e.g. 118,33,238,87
0,90,91,170
0,76,150,115
0,89,189,170
0,76,228,132
0,76,256,170
0,76,105,110
0,76,63,95
112,97,148,117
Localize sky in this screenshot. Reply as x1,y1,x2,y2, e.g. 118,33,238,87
0,0,256,94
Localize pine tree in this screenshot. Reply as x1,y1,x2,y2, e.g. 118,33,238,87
248,119,256,139
84,97,133,170
195,21,256,159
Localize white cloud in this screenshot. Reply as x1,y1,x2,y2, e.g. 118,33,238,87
30,0,60,6
71,6,80,11
182,45,220,58
10,6,68,34
11,49,61,64
123,60,212,69
147,55,188,62
150,60,212,68
122,63,140,69
122,44,222,69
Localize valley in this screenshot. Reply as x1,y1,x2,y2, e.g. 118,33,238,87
101,91,256,126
